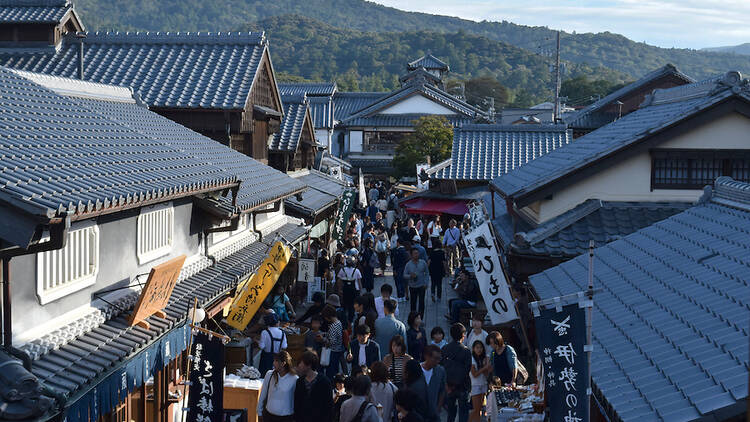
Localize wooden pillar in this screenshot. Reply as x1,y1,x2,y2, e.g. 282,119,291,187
152,369,162,422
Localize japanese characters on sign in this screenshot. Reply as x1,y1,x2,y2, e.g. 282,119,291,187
331,189,356,241
297,258,316,284
129,255,186,328
463,222,518,324
533,302,589,422
187,332,224,422
226,241,291,330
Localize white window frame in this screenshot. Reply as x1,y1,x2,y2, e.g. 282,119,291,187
36,221,99,305
136,202,174,265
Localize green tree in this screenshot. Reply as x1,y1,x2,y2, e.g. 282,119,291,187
392,116,453,179
464,76,510,109
561,75,628,106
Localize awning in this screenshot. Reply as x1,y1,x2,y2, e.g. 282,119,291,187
400,198,469,216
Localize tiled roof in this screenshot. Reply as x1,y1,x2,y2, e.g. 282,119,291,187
270,94,309,152
69,90,305,214
510,200,690,258
491,73,750,201
341,80,481,124
333,91,387,122
433,124,571,181
400,67,442,85
0,0,73,24
565,64,694,130
407,53,449,71
529,177,749,422
284,168,350,216
308,96,333,129
0,31,267,109
0,67,238,219
343,113,473,128
278,82,336,97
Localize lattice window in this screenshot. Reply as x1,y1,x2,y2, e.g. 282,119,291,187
36,223,99,305
651,149,750,189
137,203,174,264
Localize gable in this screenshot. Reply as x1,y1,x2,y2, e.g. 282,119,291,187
378,93,455,115
248,47,283,113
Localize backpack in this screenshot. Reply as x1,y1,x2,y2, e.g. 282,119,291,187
351,400,373,422
442,344,470,389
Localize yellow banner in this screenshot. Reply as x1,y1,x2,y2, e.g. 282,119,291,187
226,241,291,330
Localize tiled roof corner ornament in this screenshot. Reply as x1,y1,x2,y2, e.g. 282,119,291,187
711,70,748,95
698,184,713,204
0,349,56,420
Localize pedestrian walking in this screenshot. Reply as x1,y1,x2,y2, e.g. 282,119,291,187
374,299,407,359
321,304,346,380
441,323,472,422
294,350,334,422
443,219,462,275
339,374,381,422
403,249,429,317
258,313,288,375
406,311,427,362
337,257,362,323
382,335,412,388
360,238,377,293
257,351,298,422
370,361,398,422
391,238,410,302
347,324,381,375
468,341,491,422
427,246,448,302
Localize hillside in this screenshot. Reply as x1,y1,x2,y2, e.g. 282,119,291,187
246,15,626,105
73,0,750,80
703,43,750,56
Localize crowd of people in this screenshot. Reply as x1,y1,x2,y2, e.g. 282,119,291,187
252,182,520,421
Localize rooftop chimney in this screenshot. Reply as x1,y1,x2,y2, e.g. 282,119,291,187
75,32,86,80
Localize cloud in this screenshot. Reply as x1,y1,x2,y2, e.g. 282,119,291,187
370,0,750,49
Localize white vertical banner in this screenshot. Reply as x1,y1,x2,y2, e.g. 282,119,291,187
358,168,367,207
463,221,518,324
416,163,430,191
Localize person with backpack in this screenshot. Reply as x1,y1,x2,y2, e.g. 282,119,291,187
258,312,288,375
339,374,382,422
360,238,378,293
370,361,398,422
375,231,389,275
441,323,472,422
337,256,363,324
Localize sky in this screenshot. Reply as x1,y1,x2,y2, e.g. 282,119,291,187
371,0,750,50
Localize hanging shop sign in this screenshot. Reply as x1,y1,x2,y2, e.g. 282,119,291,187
331,189,355,241
129,255,186,329
226,241,291,330
531,299,591,422
297,258,316,284
187,332,225,422
463,222,518,324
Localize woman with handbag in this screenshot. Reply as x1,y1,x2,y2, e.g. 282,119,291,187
382,335,412,389
320,304,345,379
257,351,298,422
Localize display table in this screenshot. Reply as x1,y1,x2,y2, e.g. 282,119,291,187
485,385,544,422
223,376,263,422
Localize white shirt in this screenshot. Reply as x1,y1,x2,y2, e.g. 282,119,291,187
257,370,298,416
358,343,367,366
464,329,488,354
258,326,288,353
338,267,362,291
421,364,434,385
374,296,399,318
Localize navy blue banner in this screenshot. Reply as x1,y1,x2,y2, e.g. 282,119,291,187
534,302,589,422
187,332,225,422
62,323,189,422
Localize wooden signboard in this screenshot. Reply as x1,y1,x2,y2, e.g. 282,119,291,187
226,241,291,330
129,255,186,329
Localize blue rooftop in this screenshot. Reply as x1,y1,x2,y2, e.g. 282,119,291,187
433,124,571,181
332,91,388,122
407,53,449,72
0,31,267,109
278,82,336,97
0,0,73,24
492,72,750,202
270,94,311,152
529,177,749,421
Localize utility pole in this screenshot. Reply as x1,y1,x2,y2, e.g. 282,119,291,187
554,30,561,123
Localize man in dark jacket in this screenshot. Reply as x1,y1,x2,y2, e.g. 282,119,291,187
346,324,381,375
447,269,480,323
294,350,334,422
441,323,472,422
392,238,410,302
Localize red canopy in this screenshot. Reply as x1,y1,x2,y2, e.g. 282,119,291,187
401,198,469,216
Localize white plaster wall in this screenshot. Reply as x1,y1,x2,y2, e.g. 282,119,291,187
379,95,455,115
349,130,363,153
532,113,750,223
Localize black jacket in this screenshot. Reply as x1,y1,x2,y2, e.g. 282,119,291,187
349,339,381,374
294,372,334,422
441,341,472,390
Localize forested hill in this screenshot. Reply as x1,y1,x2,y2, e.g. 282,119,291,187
74,0,750,81
245,15,624,105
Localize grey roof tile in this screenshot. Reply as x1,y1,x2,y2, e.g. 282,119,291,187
332,91,387,122
0,0,72,24
407,53,449,71
342,113,473,128
278,82,336,97
308,96,334,129
492,75,750,200
0,67,240,218
0,31,266,109
270,95,309,152
433,124,571,181
529,177,750,422
284,169,351,216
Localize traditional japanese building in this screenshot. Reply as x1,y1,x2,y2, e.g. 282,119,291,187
565,64,694,137
268,93,318,172
530,176,749,422
0,68,307,422
0,1,285,164
279,82,336,151
491,70,750,281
